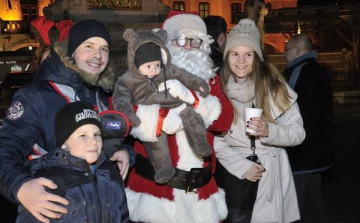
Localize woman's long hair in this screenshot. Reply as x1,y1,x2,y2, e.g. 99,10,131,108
220,51,291,124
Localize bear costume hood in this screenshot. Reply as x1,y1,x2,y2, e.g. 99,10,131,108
124,28,172,77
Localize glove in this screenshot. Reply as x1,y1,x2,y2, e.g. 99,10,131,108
127,112,141,127
158,79,195,105
162,103,186,134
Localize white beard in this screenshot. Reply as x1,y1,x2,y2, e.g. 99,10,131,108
167,43,216,83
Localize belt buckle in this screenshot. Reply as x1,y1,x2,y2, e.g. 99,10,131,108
185,168,201,194
186,186,198,194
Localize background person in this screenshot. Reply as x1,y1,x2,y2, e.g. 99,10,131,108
204,15,227,72
214,18,305,223
283,33,335,223
0,19,132,223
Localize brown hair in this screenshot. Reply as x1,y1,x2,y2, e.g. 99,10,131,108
34,45,51,69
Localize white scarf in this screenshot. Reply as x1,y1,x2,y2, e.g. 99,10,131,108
226,75,255,120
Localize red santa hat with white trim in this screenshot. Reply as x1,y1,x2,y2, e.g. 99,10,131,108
161,10,214,45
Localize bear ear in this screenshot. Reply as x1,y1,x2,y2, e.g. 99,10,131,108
154,29,168,42
123,28,135,41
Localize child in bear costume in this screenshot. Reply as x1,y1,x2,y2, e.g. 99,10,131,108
113,28,212,184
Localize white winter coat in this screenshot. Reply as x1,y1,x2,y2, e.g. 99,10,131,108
214,85,305,223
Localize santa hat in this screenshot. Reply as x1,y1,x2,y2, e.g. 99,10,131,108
162,10,214,45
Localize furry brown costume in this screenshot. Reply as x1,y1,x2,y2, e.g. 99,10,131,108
113,28,212,183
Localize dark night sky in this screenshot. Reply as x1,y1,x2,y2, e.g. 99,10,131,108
297,0,360,6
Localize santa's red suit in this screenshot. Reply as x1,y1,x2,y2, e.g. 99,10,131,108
126,74,233,223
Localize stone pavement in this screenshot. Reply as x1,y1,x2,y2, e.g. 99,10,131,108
0,104,360,222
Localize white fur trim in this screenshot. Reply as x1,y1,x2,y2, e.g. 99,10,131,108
175,130,203,170
163,14,214,45
131,104,160,142
195,93,221,128
126,188,228,223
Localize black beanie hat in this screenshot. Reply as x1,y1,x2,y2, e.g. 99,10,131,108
135,43,163,69
55,101,102,147
67,19,111,56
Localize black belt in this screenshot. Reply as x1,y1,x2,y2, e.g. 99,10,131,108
135,154,212,193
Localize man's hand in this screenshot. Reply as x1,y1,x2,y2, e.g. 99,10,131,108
17,178,69,223
110,150,130,179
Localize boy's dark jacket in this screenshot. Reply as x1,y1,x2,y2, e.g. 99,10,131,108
0,40,117,202
284,57,335,172
16,149,129,223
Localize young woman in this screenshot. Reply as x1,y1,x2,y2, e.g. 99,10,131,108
214,18,305,223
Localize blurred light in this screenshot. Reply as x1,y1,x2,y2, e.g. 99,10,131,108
29,46,33,50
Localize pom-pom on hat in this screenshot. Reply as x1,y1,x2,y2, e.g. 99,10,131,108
162,11,214,45
135,43,163,69
224,18,263,61
67,19,111,56
55,101,102,147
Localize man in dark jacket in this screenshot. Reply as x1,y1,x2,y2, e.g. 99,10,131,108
284,33,335,223
0,19,133,223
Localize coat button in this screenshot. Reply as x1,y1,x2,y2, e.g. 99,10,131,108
229,130,233,134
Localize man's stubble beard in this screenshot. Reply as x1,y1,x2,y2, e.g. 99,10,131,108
77,69,104,86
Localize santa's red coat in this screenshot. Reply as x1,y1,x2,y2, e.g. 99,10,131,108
126,75,234,223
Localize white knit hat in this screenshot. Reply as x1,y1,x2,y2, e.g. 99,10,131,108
224,19,263,61
162,13,214,45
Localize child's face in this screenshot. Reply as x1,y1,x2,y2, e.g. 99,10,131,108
64,124,102,164
139,61,162,79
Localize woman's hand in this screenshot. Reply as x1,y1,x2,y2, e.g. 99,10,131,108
243,163,266,182
17,178,69,223
247,117,269,137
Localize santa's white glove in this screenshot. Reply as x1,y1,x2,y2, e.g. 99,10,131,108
158,80,195,105
162,103,186,134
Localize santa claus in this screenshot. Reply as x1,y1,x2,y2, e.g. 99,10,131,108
125,11,234,223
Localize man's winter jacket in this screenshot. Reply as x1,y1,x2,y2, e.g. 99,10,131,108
284,56,335,173
0,41,116,203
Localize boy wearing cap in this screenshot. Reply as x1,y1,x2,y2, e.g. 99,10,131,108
113,28,212,184
16,101,129,223
0,19,132,222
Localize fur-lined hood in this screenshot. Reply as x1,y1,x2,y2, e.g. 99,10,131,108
46,40,115,91
123,28,171,76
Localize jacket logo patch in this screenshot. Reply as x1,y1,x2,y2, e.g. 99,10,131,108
6,102,24,120
106,121,121,130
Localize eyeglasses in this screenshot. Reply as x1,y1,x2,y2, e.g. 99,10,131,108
173,37,203,48
284,46,297,53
